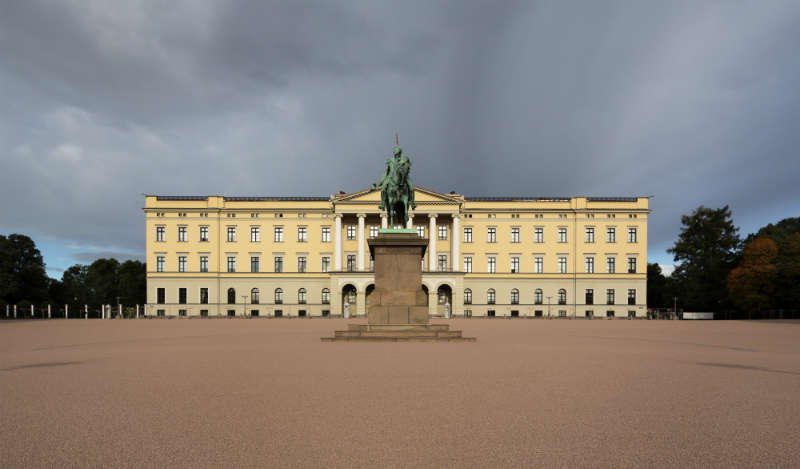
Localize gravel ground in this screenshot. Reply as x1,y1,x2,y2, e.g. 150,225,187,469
1,318,799,468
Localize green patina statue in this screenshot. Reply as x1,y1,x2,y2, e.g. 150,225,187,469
371,146,417,227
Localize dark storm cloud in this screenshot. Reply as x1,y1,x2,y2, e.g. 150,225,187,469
1,0,799,275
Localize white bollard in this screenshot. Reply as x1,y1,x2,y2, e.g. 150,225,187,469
14,305,17,318
85,305,88,319
31,305,34,317
65,304,68,319
120,304,123,319
136,304,139,319
48,304,51,319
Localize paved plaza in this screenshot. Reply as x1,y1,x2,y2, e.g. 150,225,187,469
1,318,798,468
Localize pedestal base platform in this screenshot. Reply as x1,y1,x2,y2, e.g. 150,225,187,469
322,324,476,342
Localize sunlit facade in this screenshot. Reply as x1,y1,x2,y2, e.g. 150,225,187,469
144,188,649,317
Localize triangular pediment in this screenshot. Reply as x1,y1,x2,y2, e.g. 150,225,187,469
333,186,462,206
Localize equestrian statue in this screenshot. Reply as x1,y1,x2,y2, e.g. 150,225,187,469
371,146,417,227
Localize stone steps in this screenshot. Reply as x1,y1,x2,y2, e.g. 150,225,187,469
322,324,476,342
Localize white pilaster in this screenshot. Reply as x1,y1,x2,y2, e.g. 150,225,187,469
429,214,438,271
451,214,460,272
380,214,388,229
334,214,343,271
357,213,366,271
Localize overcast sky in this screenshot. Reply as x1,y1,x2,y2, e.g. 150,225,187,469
2,0,799,278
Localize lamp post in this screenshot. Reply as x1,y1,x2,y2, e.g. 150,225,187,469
673,297,678,320
116,296,123,319
546,296,552,318
242,295,249,317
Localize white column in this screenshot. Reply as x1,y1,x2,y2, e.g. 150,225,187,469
357,213,366,271
406,214,413,230
429,214,438,271
380,213,388,229
451,214,460,272
334,214,343,271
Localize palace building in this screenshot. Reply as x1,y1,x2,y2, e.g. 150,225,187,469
143,188,649,318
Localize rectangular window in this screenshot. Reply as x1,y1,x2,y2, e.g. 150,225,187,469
585,257,594,273
417,225,425,238
157,288,165,304
157,256,165,272
274,256,283,273
558,228,567,243
156,226,165,242
297,227,307,242
346,255,356,271
487,227,497,243
178,227,187,242
511,227,520,243
227,257,236,273
227,227,236,242
251,257,260,273
322,256,330,273
178,256,187,273
463,257,473,273
558,257,567,274
178,288,187,304
628,289,636,305
200,226,209,242
586,289,594,305
607,227,616,243
628,257,637,273
487,257,496,273
274,227,283,242
510,257,520,273
200,256,208,273
628,227,638,243
347,225,356,240
607,289,615,305
438,225,447,240
534,257,543,274
585,227,595,243
369,225,378,238
200,288,208,304
534,227,544,243
298,257,307,273
251,227,260,242
438,255,448,271
463,227,473,243
607,257,616,274
322,226,331,242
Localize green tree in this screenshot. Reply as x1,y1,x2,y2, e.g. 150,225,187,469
118,260,146,305
0,234,50,304
86,258,120,306
727,238,779,312
778,232,800,308
667,206,740,312
60,264,91,305
647,262,670,308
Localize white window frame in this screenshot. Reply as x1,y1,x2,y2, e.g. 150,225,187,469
463,256,473,273
463,227,473,243
558,227,568,243
227,256,236,273
199,255,209,273
585,256,595,274
322,226,331,242
510,256,520,273
487,256,497,273
227,226,236,242
178,226,187,242
558,257,567,274
487,227,497,243
607,256,616,274
251,256,260,273
250,226,260,242
298,226,307,243
534,256,544,274
510,227,520,243
274,226,284,242
607,227,616,243
199,226,209,242
628,227,638,243
156,226,165,242
585,227,595,243
534,227,544,243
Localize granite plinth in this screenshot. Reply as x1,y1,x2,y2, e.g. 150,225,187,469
321,324,476,342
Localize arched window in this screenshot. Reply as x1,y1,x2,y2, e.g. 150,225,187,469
275,288,283,304
511,289,519,305
346,288,357,304
322,288,330,304
251,288,259,304
558,289,566,305
438,287,448,304
464,288,472,305
534,289,543,305
487,288,496,305
227,288,235,304
298,288,307,304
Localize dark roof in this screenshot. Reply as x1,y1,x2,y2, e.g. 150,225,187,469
224,197,330,201
586,197,638,202
156,196,208,201
464,197,572,202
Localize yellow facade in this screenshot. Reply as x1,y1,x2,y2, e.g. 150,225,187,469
143,188,649,317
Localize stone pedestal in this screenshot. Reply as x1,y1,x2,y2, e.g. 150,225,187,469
323,231,475,342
